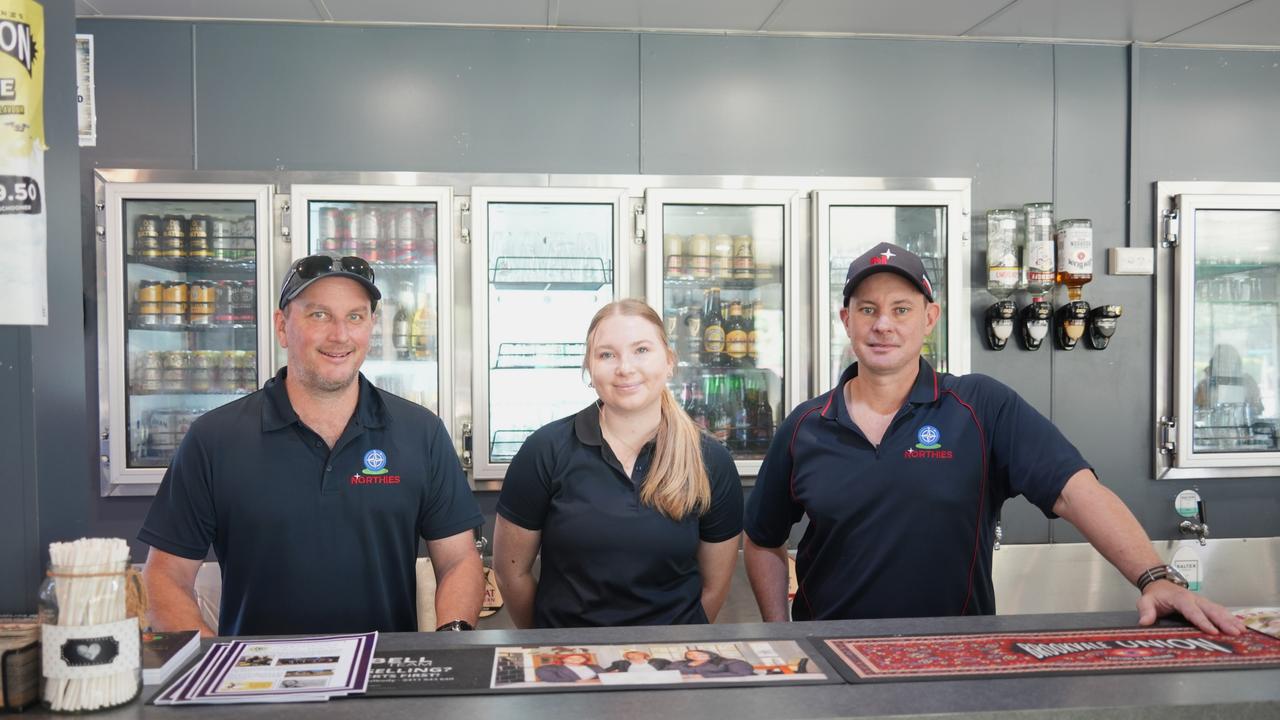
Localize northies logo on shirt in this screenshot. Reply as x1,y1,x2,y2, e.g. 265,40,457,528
904,424,953,460
352,448,401,485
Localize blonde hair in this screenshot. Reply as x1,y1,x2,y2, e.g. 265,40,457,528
583,300,711,521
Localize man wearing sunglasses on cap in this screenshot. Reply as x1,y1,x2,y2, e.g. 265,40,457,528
139,254,484,637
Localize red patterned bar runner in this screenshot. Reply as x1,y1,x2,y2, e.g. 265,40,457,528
819,626,1280,682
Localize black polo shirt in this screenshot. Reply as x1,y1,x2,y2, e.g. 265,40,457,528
139,367,482,636
745,358,1091,621
497,403,743,628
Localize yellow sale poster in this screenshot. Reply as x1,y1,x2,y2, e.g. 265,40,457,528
0,0,46,325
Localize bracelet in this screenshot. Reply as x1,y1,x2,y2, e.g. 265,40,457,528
435,619,475,632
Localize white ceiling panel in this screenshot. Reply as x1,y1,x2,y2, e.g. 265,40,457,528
966,0,1248,42
325,0,550,26
75,0,322,21
76,0,102,16
764,0,1011,35
557,0,780,31
1162,0,1280,45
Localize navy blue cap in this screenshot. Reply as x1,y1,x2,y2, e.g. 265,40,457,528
842,242,935,305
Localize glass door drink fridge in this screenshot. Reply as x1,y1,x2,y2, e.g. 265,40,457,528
288,185,455,426
812,186,972,393
470,187,629,482
99,180,274,495
643,188,801,477
1155,182,1280,478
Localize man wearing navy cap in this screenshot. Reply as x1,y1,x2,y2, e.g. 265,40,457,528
744,242,1244,635
140,254,484,637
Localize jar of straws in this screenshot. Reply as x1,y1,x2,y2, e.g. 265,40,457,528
38,538,143,712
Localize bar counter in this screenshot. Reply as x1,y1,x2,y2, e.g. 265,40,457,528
19,611,1280,719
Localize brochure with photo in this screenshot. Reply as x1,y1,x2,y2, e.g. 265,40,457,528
491,640,834,692
152,632,377,705
1236,608,1280,639
142,630,201,685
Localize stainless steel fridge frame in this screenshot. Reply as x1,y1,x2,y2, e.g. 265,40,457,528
1154,180,1280,479
94,170,974,495
287,183,458,438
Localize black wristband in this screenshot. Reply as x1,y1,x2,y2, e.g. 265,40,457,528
1136,564,1188,592
435,619,475,632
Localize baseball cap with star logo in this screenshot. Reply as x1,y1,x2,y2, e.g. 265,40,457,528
842,241,935,306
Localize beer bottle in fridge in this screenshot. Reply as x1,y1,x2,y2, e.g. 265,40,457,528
745,300,759,367
752,388,775,453
702,288,726,367
392,281,413,360
688,381,709,430
411,285,432,360
724,301,748,367
730,375,750,451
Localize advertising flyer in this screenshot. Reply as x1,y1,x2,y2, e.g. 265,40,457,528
0,0,47,325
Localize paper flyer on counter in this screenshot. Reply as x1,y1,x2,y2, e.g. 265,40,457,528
0,0,47,325
153,632,377,705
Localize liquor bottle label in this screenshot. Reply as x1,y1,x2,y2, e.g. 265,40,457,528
1025,240,1055,281
1057,227,1093,275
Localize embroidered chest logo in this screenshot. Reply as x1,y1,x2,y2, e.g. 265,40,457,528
904,424,954,460
352,448,401,485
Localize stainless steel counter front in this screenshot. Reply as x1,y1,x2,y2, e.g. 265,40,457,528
15,611,1280,719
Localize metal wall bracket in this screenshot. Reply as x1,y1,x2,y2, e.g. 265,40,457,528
279,196,292,241
459,200,471,243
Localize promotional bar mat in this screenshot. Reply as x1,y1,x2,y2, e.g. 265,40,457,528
816,626,1280,683
363,639,840,697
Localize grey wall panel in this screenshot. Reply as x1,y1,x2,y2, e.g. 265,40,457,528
193,24,639,173
1046,44,1139,544
0,328,36,612
1125,46,1280,540
76,20,194,169
33,0,91,570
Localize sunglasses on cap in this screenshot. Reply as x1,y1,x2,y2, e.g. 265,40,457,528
278,254,381,311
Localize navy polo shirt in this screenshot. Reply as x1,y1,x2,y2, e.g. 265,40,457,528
745,358,1091,621
496,403,743,628
139,367,483,636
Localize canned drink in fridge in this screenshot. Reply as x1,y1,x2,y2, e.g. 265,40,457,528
318,206,340,242
361,237,380,263
395,206,420,240
339,208,359,240
136,280,163,304
135,214,161,237
359,207,381,242
161,215,186,238
187,215,210,238
215,281,237,324
232,280,255,324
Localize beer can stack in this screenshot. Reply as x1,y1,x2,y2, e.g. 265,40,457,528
132,214,255,263
316,203,437,265
664,233,757,282
131,350,256,395
132,279,255,328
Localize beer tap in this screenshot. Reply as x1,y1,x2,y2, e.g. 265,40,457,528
1178,499,1209,547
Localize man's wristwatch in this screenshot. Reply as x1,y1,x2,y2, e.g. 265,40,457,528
1136,564,1189,592
435,619,475,632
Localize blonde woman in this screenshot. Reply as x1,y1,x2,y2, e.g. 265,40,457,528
494,300,743,628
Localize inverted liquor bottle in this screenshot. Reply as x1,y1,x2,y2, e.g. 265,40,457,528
1022,202,1055,299
1055,219,1093,301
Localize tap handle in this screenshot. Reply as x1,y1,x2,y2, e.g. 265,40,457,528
1197,499,1207,526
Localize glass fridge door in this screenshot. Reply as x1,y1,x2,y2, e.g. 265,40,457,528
1173,194,1280,469
643,188,800,478
102,183,274,493
288,185,454,427
471,187,627,481
813,189,971,393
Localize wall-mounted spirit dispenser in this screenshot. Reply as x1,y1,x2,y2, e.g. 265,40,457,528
1087,304,1123,350
1020,299,1051,350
